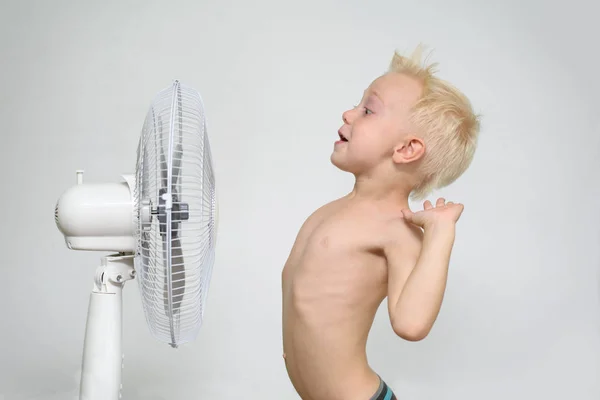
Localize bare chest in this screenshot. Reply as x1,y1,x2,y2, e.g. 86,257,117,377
306,215,381,259
283,221,388,322
286,209,388,284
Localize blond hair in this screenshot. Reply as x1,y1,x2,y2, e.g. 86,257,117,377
389,45,480,200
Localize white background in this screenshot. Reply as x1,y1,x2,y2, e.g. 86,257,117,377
1,0,599,399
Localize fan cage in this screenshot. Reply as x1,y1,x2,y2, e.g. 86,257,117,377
133,81,217,347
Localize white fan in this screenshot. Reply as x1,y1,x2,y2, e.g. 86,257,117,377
54,80,218,400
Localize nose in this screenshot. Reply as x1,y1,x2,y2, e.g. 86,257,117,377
342,109,352,125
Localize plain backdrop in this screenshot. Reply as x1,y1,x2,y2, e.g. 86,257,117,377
1,0,599,399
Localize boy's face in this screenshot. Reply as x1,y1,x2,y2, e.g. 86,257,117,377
330,72,424,175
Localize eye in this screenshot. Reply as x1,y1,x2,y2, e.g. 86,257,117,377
364,107,373,115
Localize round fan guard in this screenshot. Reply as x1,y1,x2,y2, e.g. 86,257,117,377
133,80,217,348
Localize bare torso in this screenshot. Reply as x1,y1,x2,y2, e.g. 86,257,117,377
282,197,398,400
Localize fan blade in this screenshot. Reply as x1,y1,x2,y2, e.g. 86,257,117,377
163,236,185,317
171,236,185,312
141,231,150,268
156,114,168,189
171,83,183,189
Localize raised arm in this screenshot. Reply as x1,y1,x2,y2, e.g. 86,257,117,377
385,198,462,341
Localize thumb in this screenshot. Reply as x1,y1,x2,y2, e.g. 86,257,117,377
401,209,416,222
402,209,424,227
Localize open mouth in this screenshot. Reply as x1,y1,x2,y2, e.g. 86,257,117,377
338,132,348,142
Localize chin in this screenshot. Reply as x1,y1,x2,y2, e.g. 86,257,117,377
330,152,357,173
330,152,345,170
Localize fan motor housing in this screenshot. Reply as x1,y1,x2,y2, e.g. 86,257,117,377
55,175,136,252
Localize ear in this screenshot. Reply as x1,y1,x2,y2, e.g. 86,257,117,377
392,136,425,164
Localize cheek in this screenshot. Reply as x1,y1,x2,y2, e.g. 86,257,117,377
356,117,387,138
351,129,390,153
349,120,393,151
346,140,389,164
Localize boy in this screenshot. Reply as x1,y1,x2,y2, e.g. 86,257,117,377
281,45,480,400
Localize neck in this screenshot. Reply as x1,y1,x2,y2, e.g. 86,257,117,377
348,171,412,209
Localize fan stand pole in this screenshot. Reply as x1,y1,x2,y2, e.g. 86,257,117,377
79,254,135,400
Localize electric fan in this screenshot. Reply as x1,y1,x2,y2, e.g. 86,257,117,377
54,80,218,400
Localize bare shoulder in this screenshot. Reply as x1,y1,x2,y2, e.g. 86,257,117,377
297,197,346,235
382,213,423,258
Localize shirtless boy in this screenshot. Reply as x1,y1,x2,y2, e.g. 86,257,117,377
281,46,480,400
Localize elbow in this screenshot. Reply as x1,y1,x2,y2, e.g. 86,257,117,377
391,320,430,342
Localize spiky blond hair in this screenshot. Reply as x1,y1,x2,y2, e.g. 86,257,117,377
389,45,480,200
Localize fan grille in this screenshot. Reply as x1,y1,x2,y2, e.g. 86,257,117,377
134,81,216,347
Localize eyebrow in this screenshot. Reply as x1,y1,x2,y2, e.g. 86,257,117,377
363,90,384,105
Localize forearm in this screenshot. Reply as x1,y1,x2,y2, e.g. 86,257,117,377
392,223,456,336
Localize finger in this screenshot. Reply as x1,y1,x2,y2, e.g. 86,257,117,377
423,200,433,210
436,198,445,207
455,203,464,220
402,209,424,227
447,201,454,205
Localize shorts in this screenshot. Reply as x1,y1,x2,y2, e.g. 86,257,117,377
369,376,397,400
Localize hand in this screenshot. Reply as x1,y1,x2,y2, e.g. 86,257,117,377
401,198,464,229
